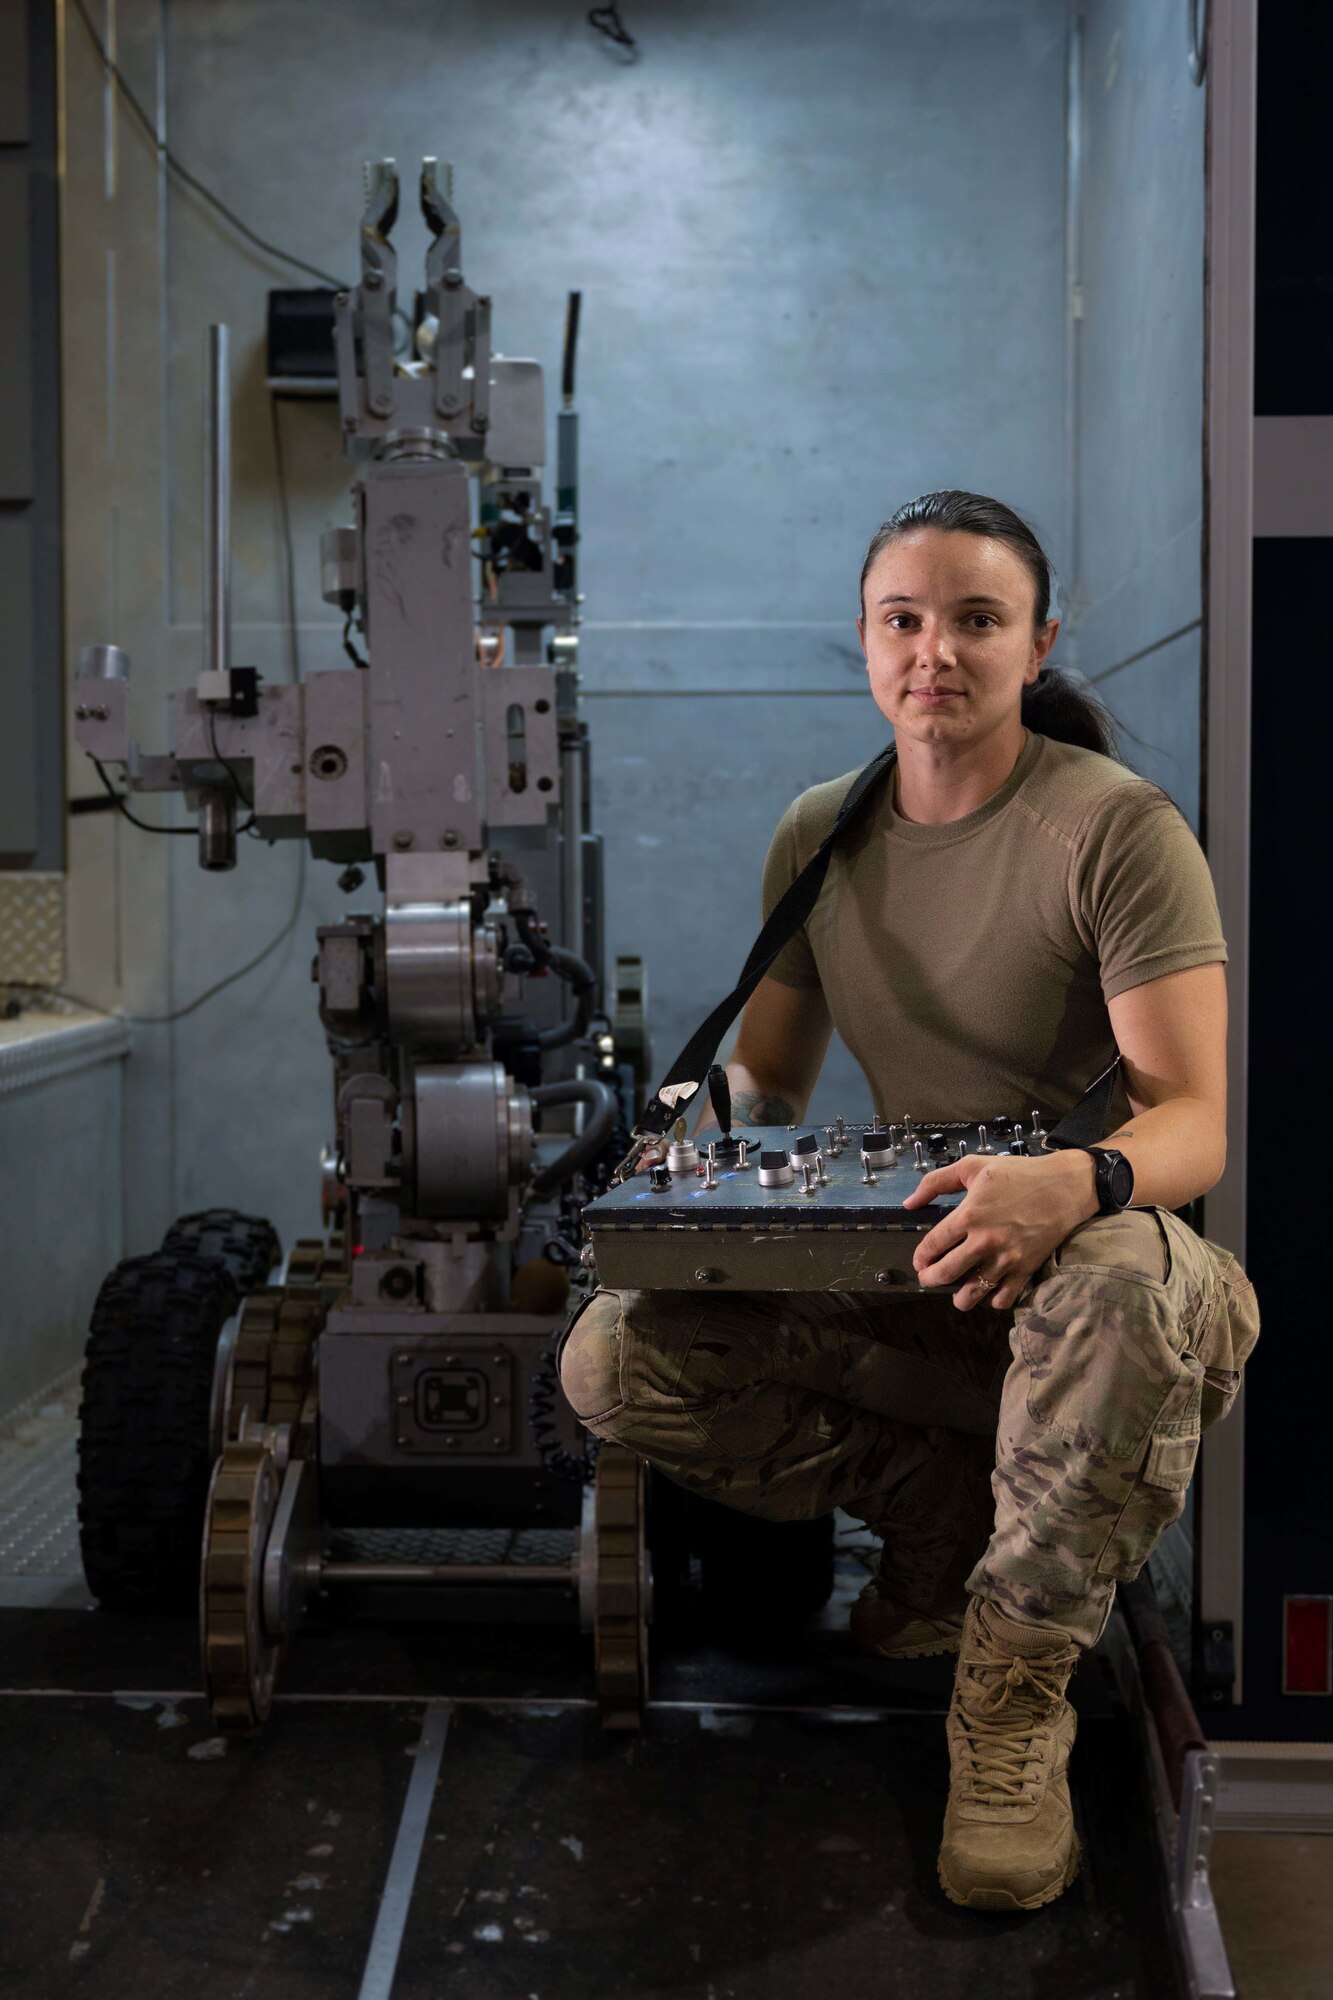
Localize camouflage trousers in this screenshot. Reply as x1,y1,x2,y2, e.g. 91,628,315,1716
560,1207,1259,1650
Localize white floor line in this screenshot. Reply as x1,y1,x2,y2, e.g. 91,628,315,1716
0,1686,943,1719
357,1700,451,2000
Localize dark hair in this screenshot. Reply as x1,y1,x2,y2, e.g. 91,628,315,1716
858,488,1121,760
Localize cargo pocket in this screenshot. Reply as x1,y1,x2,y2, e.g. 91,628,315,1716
1140,1429,1201,1492
1190,1244,1260,1432
1094,1354,1202,1578
1017,1264,1181,1461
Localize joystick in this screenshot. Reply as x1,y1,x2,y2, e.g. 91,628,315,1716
706,1064,741,1160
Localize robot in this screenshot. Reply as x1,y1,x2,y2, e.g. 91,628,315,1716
71,161,657,1734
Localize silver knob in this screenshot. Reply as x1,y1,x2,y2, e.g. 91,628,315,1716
913,1139,927,1173
703,1156,718,1190
1031,1110,1048,1148
736,1136,752,1170
860,1151,877,1186
666,1136,699,1175
977,1124,994,1155
801,1161,819,1196
956,1139,968,1159
835,1114,847,1140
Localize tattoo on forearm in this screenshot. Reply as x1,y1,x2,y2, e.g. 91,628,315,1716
731,1087,797,1126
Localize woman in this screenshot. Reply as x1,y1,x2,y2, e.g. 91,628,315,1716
561,490,1258,1911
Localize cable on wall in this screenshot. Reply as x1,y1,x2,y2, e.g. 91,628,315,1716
70,0,347,290
588,5,638,58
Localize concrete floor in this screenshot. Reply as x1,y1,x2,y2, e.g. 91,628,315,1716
1,1382,1326,1996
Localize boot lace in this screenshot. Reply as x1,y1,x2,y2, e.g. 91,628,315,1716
956,1649,1076,1805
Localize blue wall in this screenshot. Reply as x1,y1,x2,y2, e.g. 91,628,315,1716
1072,0,1206,826
154,0,1070,1245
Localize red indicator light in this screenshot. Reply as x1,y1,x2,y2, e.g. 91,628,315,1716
352,1243,364,1258
1283,1596,1332,1696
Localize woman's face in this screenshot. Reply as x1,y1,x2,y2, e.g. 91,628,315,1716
857,528,1058,750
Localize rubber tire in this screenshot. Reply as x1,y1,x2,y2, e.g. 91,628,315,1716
693,1502,836,1632
160,1208,281,1306
78,1249,236,1612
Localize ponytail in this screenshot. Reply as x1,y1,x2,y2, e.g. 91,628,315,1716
1021,666,1120,758
860,490,1122,761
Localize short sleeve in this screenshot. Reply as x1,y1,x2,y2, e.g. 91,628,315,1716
1071,786,1228,1002
759,796,824,990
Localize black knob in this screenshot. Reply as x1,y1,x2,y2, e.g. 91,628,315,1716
792,1132,820,1156
650,1164,671,1190
928,1130,949,1158
758,1150,790,1170
707,1063,732,1137
1009,1137,1028,1156
991,1116,1013,1138
863,1129,893,1152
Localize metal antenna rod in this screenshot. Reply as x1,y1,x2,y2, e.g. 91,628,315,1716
204,324,231,677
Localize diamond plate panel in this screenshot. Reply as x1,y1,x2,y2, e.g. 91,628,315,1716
0,873,64,987
328,1527,575,1566
0,1375,80,1576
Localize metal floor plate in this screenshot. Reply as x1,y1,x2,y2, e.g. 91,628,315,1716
0,1377,582,1593
0,1375,82,1591
329,1526,577,1565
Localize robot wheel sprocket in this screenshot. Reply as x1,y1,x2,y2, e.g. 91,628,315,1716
590,1445,649,1730
200,1438,281,1736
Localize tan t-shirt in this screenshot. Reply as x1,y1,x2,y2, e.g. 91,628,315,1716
760,731,1227,1127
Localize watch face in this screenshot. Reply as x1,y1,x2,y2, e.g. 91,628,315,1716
1105,1152,1135,1208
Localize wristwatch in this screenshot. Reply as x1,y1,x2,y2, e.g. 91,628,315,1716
1086,1146,1135,1213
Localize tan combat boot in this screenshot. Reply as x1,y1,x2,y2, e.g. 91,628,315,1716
850,1578,965,1659
937,1598,1082,1910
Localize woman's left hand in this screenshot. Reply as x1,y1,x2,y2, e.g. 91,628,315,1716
903,1152,1099,1311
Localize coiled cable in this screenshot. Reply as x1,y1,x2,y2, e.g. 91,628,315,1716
529,1341,600,1484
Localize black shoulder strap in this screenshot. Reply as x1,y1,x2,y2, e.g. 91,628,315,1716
633,743,899,1137
1043,1056,1122,1151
